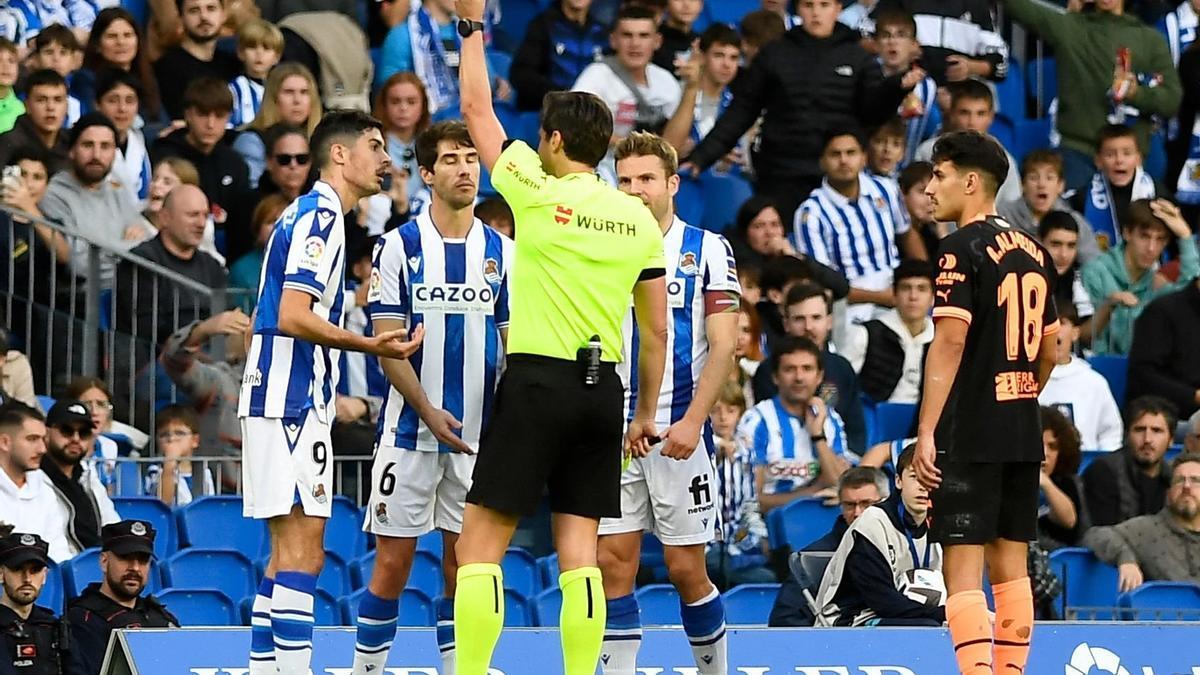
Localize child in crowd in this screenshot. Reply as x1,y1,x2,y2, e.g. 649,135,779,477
0,38,20,133
898,161,946,258
654,0,702,76
1037,211,1096,342
228,18,283,129
145,405,215,506
999,150,1101,266
873,8,938,165
1071,124,1161,251
475,197,514,239
867,118,907,179
30,25,81,126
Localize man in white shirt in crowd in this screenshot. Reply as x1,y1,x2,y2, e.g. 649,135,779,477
0,403,72,562
1039,308,1125,452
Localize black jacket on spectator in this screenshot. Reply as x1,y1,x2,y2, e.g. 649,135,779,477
1127,280,1200,418
0,604,65,675
652,23,695,74
40,459,103,550
511,4,609,111
152,47,242,120
0,115,69,175
752,346,868,456
870,0,1009,84
1040,473,1087,549
114,235,228,347
686,24,906,187
1083,448,1171,528
66,583,177,675
152,128,252,259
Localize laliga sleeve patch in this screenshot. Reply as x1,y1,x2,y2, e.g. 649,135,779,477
297,236,325,272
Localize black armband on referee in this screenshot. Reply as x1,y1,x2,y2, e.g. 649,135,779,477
638,267,666,281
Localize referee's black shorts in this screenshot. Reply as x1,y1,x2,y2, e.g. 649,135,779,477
929,457,1041,546
467,354,624,519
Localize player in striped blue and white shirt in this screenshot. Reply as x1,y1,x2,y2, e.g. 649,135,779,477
792,129,921,326
351,121,511,675
736,335,854,511
238,111,423,675
598,133,740,675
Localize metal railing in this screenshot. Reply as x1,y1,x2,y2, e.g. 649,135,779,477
1,204,237,435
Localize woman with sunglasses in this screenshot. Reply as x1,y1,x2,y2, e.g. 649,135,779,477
233,62,322,189
258,124,311,202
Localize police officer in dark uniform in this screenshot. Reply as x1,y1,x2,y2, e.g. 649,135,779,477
65,521,177,675
0,532,67,675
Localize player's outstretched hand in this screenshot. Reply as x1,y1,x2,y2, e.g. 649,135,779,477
625,416,659,459
913,435,942,490
661,417,701,460
425,408,473,454
370,323,425,360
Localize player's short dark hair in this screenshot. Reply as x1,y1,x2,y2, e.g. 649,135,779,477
34,23,81,52
311,109,385,170
771,335,824,374
873,7,917,36
415,120,474,172
871,117,907,143
896,444,917,475
156,404,199,433
930,130,1010,198
615,3,658,25
821,126,866,154
739,10,786,49
0,401,45,431
1021,149,1063,179
1040,406,1082,477
95,68,143,101
1038,210,1079,240
892,259,934,290
68,112,118,148
540,91,613,167
1122,199,1173,237
898,161,933,194
1097,123,1138,150
784,280,832,316
6,145,52,169
1126,395,1178,432
948,78,994,110
182,76,233,115
699,23,741,52
23,69,67,95
838,465,886,496
263,123,306,156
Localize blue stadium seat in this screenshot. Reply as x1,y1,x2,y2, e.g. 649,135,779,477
493,0,547,52
351,551,376,590
120,0,150,28
702,0,758,26
324,497,367,561
490,50,513,83
163,549,256,604
675,176,706,226
1086,355,1127,407
636,584,682,625
502,547,539,598
872,402,917,445
41,563,63,613
1050,547,1119,619
158,588,237,625
1011,117,1053,165
723,583,780,625
36,395,55,413
994,58,1025,120
505,589,533,627
767,498,840,551
699,172,753,233
62,548,103,598
319,551,353,597
1025,58,1057,115
532,587,562,627
113,461,144,498
416,531,443,557
177,496,268,558
313,588,341,626
341,587,434,626
112,496,177,558
1079,449,1108,473
410,549,445,599
641,533,668,582
537,554,559,589
1119,581,1200,621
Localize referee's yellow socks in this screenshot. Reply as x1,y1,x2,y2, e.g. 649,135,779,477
454,563,504,675
559,567,606,675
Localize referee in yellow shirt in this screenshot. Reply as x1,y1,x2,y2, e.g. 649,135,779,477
451,0,670,673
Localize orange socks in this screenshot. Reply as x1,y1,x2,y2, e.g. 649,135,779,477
992,578,1034,674
946,590,993,675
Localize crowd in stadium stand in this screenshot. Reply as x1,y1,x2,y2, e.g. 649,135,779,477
2,0,1200,663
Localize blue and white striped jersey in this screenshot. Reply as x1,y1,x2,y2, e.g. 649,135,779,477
111,128,151,207
736,396,851,495
792,173,910,283
228,75,264,129
339,288,388,400
901,75,940,165
239,180,347,422
620,216,740,427
369,212,512,452
1160,1,1199,65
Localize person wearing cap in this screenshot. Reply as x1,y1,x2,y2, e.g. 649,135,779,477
39,110,143,286
0,403,73,564
66,520,178,675
0,531,68,675
41,401,120,560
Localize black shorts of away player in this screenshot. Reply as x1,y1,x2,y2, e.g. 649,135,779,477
467,354,624,519
929,459,1041,545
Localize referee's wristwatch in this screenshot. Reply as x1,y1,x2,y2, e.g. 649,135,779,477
810,433,827,444
457,18,485,38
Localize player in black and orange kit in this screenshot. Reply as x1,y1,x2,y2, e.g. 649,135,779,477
913,131,1059,675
